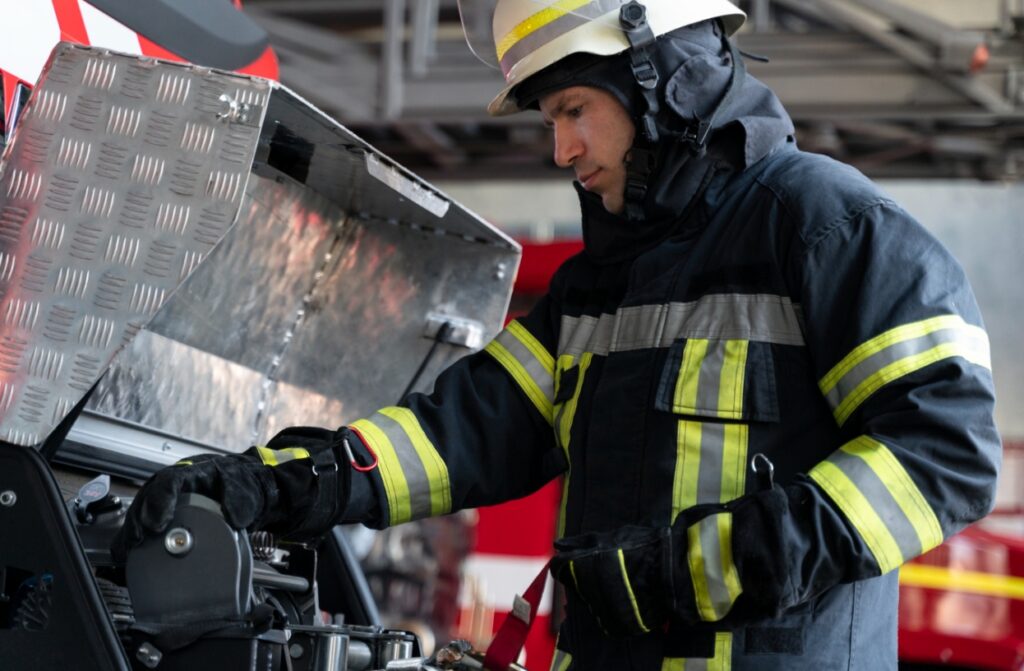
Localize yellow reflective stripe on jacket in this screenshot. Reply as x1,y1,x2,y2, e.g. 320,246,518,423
555,352,592,539
673,339,707,411
556,352,593,452
809,436,944,574
485,320,555,425
671,339,750,419
661,632,733,671
379,407,452,517
558,294,805,358
717,340,748,419
549,647,572,671
820,314,990,425
616,548,651,633
351,408,452,525
687,513,742,622
254,446,310,466
672,421,748,521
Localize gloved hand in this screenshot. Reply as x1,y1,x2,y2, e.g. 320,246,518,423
550,505,733,637
112,426,353,561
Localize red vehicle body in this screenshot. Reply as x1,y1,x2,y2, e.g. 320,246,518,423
1,0,278,145
460,239,1024,671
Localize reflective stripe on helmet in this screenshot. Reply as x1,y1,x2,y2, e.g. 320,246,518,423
485,0,746,115
497,0,627,76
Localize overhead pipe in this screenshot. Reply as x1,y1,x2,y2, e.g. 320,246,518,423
846,0,990,73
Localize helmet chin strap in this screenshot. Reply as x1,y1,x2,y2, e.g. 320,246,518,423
618,1,747,222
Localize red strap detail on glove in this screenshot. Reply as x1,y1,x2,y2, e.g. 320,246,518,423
346,425,379,473
482,560,550,671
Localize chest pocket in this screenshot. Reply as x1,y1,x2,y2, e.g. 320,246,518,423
656,337,779,516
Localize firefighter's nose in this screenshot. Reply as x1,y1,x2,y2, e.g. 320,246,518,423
552,123,582,169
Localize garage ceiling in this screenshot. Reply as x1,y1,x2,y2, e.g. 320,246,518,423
243,0,1024,181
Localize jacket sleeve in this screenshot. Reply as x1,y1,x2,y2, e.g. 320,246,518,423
692,199,1001,622
341,291,566,529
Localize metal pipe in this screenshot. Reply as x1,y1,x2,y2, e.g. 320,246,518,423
382,0,407,119
252,566,310,593
752,0,772,33
777,0,1014,113
409,0,439,77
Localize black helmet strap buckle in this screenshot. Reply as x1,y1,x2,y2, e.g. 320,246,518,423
620,1,660,145
619,1,661,220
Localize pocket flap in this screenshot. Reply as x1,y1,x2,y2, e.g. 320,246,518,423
655,338,779,422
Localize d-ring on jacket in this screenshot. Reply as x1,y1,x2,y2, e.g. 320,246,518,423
339,40,1000,671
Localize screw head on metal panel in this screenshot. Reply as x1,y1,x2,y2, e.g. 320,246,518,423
495,263,507,280
0,490,16,507
216,93,252,124
289,643,305,659
136,642,162,668
164,527,194,556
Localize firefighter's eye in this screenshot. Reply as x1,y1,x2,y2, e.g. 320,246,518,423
567,106,583,119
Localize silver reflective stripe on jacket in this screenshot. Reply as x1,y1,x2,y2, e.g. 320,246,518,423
558,294,805,358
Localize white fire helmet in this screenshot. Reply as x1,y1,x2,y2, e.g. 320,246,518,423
458,0,746,116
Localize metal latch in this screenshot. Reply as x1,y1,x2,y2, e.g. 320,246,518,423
424,313,484,350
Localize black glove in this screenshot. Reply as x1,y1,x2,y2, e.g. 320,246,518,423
550,505,732,638
112,426,352,561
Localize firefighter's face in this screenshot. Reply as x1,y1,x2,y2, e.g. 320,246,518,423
540,86,636,216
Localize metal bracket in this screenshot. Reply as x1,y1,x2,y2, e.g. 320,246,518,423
424,313,484,350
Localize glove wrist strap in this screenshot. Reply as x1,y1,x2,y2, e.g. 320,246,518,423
289,443,343,537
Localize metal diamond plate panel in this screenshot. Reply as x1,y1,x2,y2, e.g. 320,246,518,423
0,43,269,446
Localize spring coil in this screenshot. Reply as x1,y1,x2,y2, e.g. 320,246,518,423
249,530,276,560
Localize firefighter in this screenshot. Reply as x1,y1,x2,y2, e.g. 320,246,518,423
115,1,1001,668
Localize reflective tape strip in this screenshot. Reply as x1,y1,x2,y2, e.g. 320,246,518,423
550,648,573,671
809,436,943,574
662,632,733,671
351,417,410,525
379,407,452,517
672,339,707,412
254,446,310,466
717,340,748,419
899,563,1024,601
672,422,747,522
671,339,749,418
558,294,804,358
673,420,703,517
720,423,748,501
820,315,991,425
688,513,742,622
615,548,650,633
555,352,592,539
496,0,623,70
485,320,555,424
351,409,453,525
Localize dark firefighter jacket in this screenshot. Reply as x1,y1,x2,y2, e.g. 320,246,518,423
340,135,1001,671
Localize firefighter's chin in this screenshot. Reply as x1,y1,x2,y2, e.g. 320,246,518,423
601,187,626,216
